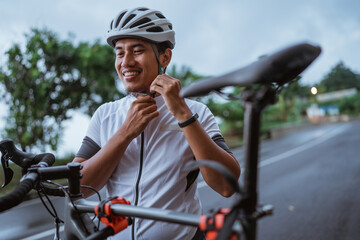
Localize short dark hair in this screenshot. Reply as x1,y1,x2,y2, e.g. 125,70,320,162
156,42,171,54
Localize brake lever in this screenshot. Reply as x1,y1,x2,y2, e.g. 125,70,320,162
1,152,14,188
0,139,37,186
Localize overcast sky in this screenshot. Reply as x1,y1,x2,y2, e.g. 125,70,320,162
1,0,359,155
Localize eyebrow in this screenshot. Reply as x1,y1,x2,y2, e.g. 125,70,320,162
115,43,146,50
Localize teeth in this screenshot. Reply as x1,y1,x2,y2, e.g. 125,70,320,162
124,72,138,77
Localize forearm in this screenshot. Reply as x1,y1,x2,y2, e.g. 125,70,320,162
149,75,240,196
181,120,240,197
73,130,132,197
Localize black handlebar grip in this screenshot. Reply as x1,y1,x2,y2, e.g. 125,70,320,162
34,153,55,167
85,226,115,240
0,177,36,212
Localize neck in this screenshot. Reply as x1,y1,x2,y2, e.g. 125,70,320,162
129,91,159,98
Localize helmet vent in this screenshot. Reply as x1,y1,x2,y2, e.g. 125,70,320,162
168,24,173,30
138,8,149,11
115,12,126,28
155,13,165,19
130,17,152,28
146,26,164,32
110,20,114,30
122,14,136,28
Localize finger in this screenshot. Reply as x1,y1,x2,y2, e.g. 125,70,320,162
150,84,164,95
140,104,158,115
133,96,156,105
135,94,153,101
152,74,172,85
130,102,155,116
144,110,159,121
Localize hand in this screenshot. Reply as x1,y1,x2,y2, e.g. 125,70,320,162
150,74,192,122
121,95,159,139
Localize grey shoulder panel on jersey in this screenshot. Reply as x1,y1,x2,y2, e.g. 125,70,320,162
185,134,232,192
212,134,232,154
76,136,101,159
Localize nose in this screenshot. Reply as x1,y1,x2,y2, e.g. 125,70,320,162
121,52,135,68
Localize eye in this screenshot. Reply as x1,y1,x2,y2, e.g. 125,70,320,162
116,51,124,58
134,48,144,54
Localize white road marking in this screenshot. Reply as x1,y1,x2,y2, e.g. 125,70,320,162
259,124,348,168
197,124,349,189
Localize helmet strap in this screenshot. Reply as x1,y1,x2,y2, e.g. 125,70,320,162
151,43,165,75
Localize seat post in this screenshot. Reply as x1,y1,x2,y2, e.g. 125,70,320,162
241,86,276,240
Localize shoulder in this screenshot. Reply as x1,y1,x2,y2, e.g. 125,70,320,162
184,98,213,117
184,98,208,110
94,96,131,117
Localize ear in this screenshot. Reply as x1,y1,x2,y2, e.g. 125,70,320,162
160,48,172,68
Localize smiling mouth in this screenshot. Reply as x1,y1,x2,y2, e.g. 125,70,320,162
123,71,139,77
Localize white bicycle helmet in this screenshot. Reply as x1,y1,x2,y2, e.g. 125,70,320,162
106,7,175,49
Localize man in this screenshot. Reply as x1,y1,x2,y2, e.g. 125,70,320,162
73,7,240,240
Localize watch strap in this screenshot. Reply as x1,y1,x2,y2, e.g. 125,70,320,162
178,113,199,128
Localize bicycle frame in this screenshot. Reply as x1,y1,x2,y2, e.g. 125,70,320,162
33,160,240,239
61,173,243,239
64,197,200,239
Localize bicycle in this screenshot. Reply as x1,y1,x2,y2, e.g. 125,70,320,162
0,42,321,240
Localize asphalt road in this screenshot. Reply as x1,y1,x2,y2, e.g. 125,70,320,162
257,121,360,240
0,120,359,239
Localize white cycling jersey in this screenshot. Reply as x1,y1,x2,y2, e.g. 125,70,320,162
79,95,227,240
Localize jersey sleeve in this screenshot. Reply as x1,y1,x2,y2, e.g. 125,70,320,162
196,103,232,154
85,105,103,147
75,106,104,159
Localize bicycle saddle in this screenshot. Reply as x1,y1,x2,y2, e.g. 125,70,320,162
180,42,321,98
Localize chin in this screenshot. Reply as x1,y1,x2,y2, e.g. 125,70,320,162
125,87,145,94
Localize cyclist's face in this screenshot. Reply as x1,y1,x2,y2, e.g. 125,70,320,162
115,38,158,94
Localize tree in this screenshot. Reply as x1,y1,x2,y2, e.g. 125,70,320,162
0,28,121,151
338,92,360,116
275,77,311,122
76,41,124,115
318,61,360,92
167,64,204,87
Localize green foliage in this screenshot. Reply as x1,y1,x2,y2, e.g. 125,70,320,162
167,64,204,87
207,98,244,134
317,61,360,92
338,92,360,116
280,77,312,99
0,28,121,151
314,62,360,116
259,77,309,124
